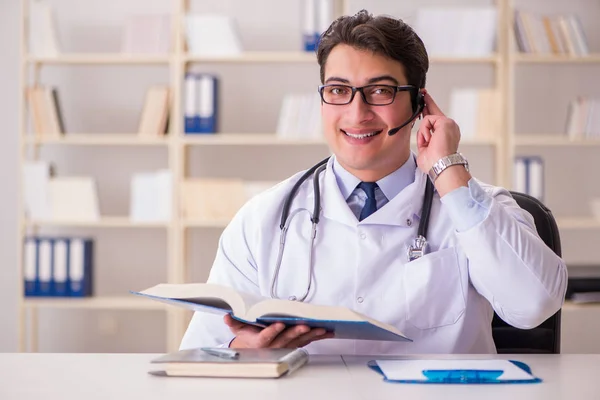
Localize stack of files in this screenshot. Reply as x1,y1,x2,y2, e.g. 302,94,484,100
28,0,60,57
513,156,544,202
129,170,172,222
565,97,600,139
181,179,276,222
447,88,499,139
514,11,589,56
148,348,309,378
26,85,65,137
138,86,170,137
413,7,497,57
302,0,334,51
121,13,171,54
23,236,94,297
276,93,323,140
184,73,218,134
185,14,242,57
22,161,101,222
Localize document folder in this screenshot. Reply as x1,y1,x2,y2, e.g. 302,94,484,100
368,359,542,384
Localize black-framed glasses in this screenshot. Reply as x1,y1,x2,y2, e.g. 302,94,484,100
318,84,418,106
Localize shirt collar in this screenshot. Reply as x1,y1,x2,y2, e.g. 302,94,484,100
332,152,417,201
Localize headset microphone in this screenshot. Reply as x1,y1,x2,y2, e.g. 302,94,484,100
387,92,425,136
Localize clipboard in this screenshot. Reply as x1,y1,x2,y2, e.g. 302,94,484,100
367,359,542,384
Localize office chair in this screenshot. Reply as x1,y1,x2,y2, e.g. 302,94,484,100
491,191,562,354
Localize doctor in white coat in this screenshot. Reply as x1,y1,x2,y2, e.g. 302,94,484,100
180,9,567,354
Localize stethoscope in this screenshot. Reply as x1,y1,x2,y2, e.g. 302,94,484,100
270,91,432,301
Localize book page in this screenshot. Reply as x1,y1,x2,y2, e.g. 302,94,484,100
137,283,267,318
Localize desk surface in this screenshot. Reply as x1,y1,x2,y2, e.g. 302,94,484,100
1,353,599,400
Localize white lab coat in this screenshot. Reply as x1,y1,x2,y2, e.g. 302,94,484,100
180,157,567,354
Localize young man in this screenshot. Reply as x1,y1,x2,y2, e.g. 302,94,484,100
179,10,567,354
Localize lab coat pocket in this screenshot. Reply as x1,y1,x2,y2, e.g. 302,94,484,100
403,246,466,330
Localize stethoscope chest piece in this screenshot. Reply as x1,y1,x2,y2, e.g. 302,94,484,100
407,235,428,262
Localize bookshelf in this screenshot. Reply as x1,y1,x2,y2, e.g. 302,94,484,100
17,0,600,354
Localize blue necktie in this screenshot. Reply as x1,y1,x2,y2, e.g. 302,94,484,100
358,182,378,221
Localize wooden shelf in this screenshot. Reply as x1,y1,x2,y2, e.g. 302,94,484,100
557,218,600,230
515,135,600,147
25,217,169,228
26,54,172,65
429,55,500,64
513,54,600,64
183,219,230,228
24,134,169,146
183,133,326,146
185,52,317,63
23,296,166,310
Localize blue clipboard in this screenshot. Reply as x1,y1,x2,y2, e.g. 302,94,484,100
367,359,542,384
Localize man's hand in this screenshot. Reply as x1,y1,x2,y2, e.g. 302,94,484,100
416,91,471,197
224,314,334,349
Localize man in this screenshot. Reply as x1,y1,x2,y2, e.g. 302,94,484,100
180,10,567,354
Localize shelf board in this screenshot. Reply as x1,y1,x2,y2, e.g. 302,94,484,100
23,296,166,310
27,54,172,65
24,134,169,146
429,55,500,64
513,54,600,64
183,219,230,228
515,135,600,147
183,133,326,146
25,217,169,228
185,52,317,63
557,218,600,230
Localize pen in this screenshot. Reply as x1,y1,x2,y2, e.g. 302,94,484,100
201,347,240,359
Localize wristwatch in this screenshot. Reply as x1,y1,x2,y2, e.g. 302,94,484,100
428,153,469,182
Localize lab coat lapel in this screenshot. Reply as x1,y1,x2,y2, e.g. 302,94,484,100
314,159,361,227
360,168,429,226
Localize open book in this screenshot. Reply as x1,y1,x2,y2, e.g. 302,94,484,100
149,348,309,378
132,283,411,342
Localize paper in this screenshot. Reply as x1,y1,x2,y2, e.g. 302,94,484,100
375,359,534,381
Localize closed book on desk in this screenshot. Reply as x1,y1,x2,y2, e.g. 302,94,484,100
131,283,411,342
149,348,308,378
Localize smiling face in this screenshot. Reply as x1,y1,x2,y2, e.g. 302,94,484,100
321,44,415,182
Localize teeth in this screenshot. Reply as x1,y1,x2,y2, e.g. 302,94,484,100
344,131,379,139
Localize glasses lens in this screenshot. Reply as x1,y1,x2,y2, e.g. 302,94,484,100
363,85,396,105
321,85,353,104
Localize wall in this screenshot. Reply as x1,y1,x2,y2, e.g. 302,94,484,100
0,0,20,352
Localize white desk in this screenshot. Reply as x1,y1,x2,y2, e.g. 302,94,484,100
1,353,599,400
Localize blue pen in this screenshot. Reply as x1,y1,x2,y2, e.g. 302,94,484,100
201,347,240,360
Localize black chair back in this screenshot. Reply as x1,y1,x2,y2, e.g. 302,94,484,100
491,192,562,354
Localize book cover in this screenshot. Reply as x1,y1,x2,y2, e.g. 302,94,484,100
149,347,309,378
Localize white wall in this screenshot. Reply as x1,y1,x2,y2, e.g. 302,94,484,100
0,0,20,352
1,0,599,353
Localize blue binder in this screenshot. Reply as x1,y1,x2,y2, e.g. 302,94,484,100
184,73,218,134
23,237,38,296
68,237,94,297
368,359,542,384
37,238,53,296
52,237,69,296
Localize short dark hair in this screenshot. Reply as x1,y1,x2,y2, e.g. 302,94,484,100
317,9,429,89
